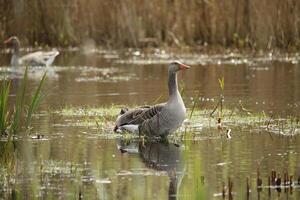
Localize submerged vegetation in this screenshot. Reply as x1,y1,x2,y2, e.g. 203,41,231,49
1,0,300,49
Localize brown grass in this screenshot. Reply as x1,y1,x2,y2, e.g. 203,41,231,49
1,0,300,49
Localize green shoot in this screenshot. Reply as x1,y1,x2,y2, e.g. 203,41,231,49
218,77,225,118
11,67,28,135
26,72,47,128
218,77,225,92
0,80,10,134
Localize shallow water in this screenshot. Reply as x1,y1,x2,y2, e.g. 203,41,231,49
0,49,300,199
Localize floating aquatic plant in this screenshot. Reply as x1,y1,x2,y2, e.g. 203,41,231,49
53,104,300,141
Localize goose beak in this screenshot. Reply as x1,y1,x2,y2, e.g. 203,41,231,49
4,38,11,44
179,63,191,70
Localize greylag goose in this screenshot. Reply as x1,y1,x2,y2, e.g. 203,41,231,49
114,61,190,138
4,36,59,66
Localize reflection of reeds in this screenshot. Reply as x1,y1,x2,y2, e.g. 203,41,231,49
218,168,300,200
1,1,300,49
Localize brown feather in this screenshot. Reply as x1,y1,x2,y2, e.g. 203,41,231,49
116,104,165,128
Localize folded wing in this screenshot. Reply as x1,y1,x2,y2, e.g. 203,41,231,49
20,50,59,66
115,103,165,131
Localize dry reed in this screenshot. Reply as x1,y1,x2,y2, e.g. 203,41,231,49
0,0,300,49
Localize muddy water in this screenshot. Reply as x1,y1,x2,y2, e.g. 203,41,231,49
0,50,300,199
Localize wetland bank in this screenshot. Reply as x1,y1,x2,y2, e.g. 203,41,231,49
0,49,299,199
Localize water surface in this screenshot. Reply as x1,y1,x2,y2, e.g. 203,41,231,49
0,49,300,199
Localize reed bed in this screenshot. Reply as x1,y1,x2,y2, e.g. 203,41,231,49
1,0,300,49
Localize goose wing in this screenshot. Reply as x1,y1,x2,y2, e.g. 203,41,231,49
128,104,165,124
115,103,165,131
20,50,59,66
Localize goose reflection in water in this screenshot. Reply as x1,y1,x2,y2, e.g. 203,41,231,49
117,139,185,200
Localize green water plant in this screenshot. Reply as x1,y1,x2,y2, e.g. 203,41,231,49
10,68,28,135
218,77,225,116
0,81,10,135
208,77,225,131
25,72,47,129
0,67,47,136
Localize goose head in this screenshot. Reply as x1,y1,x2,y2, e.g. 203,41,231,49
4,36,20,51
168,61,190,72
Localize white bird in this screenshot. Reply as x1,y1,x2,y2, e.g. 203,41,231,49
4,36,59,67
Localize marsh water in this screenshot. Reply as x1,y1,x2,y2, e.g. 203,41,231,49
0,49,300,199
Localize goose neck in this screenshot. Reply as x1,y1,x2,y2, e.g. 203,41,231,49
168,70,178,97
13,43,20,55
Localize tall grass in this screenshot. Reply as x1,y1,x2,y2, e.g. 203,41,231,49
0,67,46,176
0,81,10,134
25,72,47,129
11,67,28,135
1,0,300,49
0,67,47,136
218,77,225,117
